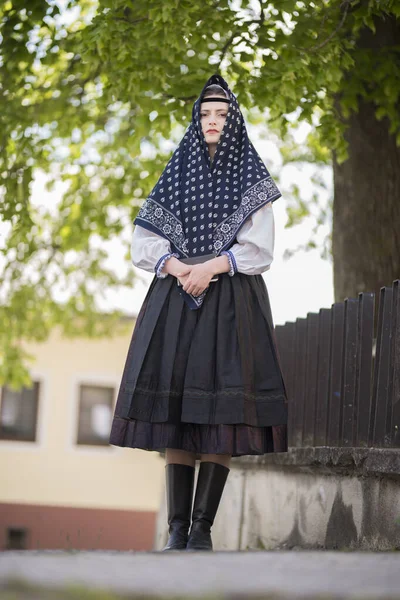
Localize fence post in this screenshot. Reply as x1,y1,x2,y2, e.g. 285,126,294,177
387,280,400,447
314,308,332,447
293,318,307,447
342,298,358,446
275,322,296,447
327,303,345,446
355,292,374,447
370,286,393,446
303,313,319,447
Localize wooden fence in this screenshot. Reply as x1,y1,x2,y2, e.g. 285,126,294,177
275,279,400,448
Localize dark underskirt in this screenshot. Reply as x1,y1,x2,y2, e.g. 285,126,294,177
110,415,288,457
109,271,288,456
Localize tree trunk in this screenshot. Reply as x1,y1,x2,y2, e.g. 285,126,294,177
332,15,400,333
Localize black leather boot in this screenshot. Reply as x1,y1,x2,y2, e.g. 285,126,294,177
161,463,195,551
186,461,230,552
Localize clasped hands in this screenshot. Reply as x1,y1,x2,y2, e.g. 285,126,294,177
175,263,215,297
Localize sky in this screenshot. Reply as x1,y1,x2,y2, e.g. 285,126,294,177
113,198,335,327
0,0,335,328
112,198,334,327
94,121,335,327
29,121,335,328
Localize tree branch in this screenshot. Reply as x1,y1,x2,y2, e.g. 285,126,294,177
161,93,197,103
113,17,148,26
216,2,267,71
258,0,265,28
308,1,352,53
217,30,241,71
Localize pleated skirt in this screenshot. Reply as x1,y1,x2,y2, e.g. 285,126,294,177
109,271,288,457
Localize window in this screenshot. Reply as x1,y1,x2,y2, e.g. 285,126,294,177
6,527,28,550
0,382,40,442
77,384,114,446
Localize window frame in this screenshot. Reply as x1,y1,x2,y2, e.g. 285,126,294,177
72,378,117,450
0,381,40,443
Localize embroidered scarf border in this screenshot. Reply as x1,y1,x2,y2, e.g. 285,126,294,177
134,175,280,257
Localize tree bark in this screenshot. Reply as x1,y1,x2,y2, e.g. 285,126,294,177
332,15,400,333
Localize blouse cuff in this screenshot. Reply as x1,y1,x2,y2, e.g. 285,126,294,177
221,250,237,277
155,252,180,279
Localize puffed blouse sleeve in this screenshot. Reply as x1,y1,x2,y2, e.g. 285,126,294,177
130,225,180,278
221,201,275,276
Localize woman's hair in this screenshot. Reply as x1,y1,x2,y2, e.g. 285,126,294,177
202,84,229,99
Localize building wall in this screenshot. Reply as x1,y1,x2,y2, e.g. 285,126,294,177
1,503,157,552
0,320,165,551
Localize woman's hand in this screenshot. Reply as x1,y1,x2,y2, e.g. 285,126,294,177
176,263,215,297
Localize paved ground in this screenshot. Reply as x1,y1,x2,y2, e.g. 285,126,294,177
1,550,400,599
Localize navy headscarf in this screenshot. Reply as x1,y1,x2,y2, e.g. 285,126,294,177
134,73,281,309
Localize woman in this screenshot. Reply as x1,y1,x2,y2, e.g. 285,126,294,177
109,74,288,552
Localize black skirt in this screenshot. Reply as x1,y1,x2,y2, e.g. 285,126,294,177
109,271,288,457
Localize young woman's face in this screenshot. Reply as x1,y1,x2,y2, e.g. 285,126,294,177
200,99,229,144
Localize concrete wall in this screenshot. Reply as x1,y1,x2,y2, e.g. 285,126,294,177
154,447,400,551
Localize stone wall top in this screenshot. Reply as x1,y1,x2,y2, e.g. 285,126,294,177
233,447,400,477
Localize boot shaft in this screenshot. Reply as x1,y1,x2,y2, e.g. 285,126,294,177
191,461,230,526
162,463,195,551
186,461,230,551
165,463,195,527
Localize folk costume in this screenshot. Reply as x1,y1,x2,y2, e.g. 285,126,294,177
109,74,289,460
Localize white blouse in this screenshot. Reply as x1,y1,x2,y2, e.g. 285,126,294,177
130,200,275,277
